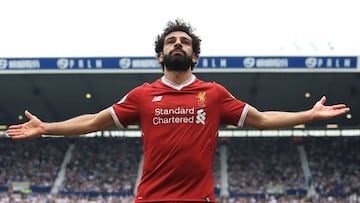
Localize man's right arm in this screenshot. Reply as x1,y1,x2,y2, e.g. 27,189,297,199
7,108,115,139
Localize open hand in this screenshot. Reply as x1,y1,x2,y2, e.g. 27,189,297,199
311,96,350,120
6,111,45,139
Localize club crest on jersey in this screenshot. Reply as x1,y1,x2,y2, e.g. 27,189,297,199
196,92,206,107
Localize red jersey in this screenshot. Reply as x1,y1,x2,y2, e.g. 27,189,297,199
110,75,249,202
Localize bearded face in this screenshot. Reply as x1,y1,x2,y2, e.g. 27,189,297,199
162,48,193,72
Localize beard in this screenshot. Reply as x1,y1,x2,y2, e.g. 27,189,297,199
162,53,192,72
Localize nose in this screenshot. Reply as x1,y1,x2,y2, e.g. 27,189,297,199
174,42,182,49
173,37,183,48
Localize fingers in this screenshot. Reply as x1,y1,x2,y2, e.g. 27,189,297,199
325,104,350,118
8,134,30,139
6,127,36,139
6,130,20,136
6,123,25,136
7,124,22,130
331,104,349,110
6,111,42,139
6,128,24,138
6,123,26,138
318,96,350,112
319,96,326,104
24,110,33,120
335,106,350,113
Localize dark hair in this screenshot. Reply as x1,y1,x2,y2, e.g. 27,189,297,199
155,19,201,69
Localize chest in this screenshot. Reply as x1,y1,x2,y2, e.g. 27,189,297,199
138,89,219,126
143,90,212,112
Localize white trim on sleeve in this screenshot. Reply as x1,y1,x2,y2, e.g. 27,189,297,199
237,104,250,127
109,107,124,129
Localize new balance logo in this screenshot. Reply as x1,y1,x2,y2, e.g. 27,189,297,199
152,96,162,102
196,109,206,125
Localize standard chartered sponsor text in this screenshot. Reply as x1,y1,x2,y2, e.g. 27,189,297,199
153,107,195,125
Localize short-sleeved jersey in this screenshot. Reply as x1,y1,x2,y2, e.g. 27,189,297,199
110,75,249,203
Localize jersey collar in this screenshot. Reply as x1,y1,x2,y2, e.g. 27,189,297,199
161,74,196,90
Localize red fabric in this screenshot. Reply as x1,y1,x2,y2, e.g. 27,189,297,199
111,76,248,202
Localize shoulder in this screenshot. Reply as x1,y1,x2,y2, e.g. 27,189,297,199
194,78,228,91
130,79,161,91
126,79,163,98
125,83,150,99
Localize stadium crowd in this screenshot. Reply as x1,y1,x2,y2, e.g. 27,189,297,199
227,138,305,196
0,136,359,203
60,138,141,194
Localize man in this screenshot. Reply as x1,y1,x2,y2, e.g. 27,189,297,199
7,19,350,202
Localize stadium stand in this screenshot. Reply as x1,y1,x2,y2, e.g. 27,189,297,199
0,136,359,203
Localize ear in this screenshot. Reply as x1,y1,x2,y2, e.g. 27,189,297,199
158,52,164,63
192,53,199,65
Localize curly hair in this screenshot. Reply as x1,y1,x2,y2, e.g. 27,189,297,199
154,19,201,69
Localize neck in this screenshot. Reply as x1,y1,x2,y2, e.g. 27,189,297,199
164,69,192,85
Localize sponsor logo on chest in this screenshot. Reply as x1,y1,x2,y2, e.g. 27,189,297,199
152,92,207,125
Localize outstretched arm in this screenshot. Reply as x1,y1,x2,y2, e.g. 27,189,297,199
6,108,115,139
244,96,350,129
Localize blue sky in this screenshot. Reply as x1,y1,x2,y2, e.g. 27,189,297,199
1,0,359,57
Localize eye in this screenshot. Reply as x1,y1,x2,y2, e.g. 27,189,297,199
165,38,175,44
181,38,191,45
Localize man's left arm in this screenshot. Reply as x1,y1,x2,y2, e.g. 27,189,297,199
244,96,350,129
